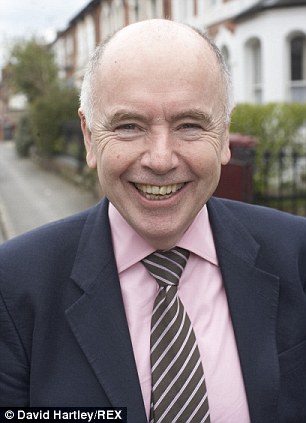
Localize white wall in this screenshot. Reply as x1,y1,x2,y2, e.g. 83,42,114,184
100,0,125,40
172,0,259,29
214,7,306,104
76,14,96,71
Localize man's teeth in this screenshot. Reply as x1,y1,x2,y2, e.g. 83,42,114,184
135,183,185,196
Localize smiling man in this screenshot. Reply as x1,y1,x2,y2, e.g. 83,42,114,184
1,19,306,423
79,20,231,250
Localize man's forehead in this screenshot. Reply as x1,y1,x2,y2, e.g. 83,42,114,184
101,20,209,64
91,20,224,121
108,19,202,45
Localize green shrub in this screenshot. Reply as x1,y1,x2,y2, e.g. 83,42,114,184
230,102,306,164
9,39,59,103
14,113,34,157
30,85,79,157
231,103,306,150
230,103,306,194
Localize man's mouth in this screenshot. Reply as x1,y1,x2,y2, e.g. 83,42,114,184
134,183,185,200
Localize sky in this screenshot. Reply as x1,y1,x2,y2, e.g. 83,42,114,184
0,0,90,70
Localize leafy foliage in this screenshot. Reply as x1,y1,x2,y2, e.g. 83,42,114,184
8,39,81,158
230,103,306,196
231,103,306,150
14,113,34,157
9,40,59,103
30,84,79,157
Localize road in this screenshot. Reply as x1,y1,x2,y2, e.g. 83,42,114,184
0,141,98,243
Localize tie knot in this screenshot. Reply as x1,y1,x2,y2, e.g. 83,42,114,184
142,247,190,288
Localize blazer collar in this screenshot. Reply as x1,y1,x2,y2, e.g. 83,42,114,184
67,198,147,423
208,198,280,423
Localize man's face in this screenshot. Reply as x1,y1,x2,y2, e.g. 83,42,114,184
81,27,231,250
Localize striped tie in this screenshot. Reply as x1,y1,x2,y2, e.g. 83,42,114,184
142,247,210,423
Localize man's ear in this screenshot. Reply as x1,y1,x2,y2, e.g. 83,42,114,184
78,108,97,169
221,124,231,165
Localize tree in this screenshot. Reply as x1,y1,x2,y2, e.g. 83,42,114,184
9,39,59,103
8,39,80,158
31,84,80,156
9,39,78,157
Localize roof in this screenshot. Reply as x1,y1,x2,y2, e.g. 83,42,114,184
69,0,100,25
235,0,306,21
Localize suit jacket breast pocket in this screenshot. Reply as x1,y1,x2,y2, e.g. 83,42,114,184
277,339,306,422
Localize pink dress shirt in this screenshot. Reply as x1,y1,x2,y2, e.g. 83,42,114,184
109,203,250,422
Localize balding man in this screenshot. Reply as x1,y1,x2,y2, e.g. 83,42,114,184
1,20,306,423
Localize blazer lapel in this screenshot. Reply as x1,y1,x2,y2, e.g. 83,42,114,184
208,198,280,423
66,199,147,423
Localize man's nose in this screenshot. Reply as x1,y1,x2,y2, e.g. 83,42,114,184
140,132,179,174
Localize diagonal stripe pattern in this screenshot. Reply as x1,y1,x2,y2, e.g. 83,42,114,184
142,247,210,423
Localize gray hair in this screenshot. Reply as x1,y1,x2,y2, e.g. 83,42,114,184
192,26,234,125
79,23,234,130
79,36,111,131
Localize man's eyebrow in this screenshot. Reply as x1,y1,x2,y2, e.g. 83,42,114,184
106,108,213,127
108,110,146,127
169,109,213,124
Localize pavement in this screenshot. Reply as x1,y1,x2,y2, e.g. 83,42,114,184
0,198,11,243
0,141,98,243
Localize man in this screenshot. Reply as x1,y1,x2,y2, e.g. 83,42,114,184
0,19,306,423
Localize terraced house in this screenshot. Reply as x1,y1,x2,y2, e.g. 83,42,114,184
52,0,306,105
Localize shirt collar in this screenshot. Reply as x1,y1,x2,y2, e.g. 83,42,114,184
108,202,218,274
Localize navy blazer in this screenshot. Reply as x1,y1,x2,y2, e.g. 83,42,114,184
0,197,306,422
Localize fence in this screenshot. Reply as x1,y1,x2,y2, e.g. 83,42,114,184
253,147,306,216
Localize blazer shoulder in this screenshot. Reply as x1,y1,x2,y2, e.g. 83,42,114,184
210,197,306,237
0,201,106,274
208,197,306,265
208,197,306,291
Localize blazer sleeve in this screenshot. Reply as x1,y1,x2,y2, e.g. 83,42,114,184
0,289,30,406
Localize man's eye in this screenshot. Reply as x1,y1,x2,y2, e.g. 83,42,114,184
116,124,138,131
179,123,202,130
